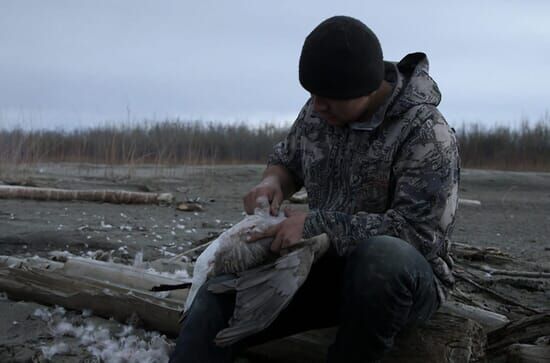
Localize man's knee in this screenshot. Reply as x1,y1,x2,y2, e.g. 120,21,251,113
350,235,421,265
346,235,432,289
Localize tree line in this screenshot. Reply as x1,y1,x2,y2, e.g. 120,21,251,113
1,118,549,171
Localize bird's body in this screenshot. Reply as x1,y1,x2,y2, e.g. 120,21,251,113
184,205,285,311
184,198,329,346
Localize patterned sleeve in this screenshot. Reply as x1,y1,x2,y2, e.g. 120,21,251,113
266,102,310,190
303,111,459,285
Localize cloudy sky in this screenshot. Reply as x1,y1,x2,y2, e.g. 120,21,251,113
1,0,549,130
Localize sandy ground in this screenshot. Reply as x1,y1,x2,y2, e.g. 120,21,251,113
0,164,549,362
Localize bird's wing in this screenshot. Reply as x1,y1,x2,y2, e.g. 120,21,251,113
208,246,314,347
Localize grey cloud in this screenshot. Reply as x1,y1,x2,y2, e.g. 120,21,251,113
1,0,549,129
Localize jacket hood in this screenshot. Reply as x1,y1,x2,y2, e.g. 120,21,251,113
350,52,441,130
388,52,442,116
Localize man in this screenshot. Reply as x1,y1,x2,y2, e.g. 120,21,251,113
171,15,459,362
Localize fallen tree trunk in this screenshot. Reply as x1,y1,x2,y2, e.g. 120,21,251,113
246,311,486,363
0,255,488,362
0,256,186,336
0,185,173,204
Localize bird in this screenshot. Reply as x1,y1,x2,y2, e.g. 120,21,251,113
184,196,329,347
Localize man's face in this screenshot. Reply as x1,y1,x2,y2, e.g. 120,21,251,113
311,94,371,127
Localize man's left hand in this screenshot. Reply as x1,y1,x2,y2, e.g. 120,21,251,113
248,207,307,254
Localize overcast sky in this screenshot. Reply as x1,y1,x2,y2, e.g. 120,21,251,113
1,0,549,130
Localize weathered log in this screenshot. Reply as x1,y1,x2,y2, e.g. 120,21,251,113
488,314,550,357
506,344,550,363
0,185,173,204
60,257,188,301
245,310,486,363
0,256,186,336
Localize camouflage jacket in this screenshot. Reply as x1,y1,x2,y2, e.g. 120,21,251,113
268,53,460,301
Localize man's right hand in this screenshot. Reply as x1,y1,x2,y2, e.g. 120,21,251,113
243,176,284,216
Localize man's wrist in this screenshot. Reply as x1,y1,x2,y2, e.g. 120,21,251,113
260,174,281,187
263,165,296,199
303,210,322,239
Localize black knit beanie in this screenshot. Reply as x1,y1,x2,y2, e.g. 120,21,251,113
299,16,384,100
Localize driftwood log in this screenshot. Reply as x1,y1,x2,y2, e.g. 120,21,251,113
245,311,486,363
0,185,173,204
0,256,186,335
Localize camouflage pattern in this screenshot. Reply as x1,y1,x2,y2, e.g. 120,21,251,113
268,53,460,301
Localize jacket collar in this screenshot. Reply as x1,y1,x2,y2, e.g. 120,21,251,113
349,61,403,131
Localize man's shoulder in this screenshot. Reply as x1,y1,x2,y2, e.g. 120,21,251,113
392,103,451,136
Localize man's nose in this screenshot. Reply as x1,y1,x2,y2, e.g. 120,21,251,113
312,96,329,112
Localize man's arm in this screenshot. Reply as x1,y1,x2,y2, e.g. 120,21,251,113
302,112,459,286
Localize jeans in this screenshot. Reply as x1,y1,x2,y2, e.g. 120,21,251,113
169,235,440,362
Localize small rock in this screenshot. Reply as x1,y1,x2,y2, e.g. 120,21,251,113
176,202,204,212
535,336,550,345
92,250,112,261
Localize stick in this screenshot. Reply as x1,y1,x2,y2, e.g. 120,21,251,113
452,242,512,263
479,265,550,279
453,271,542,314
167,232,221,262
289,191,482,207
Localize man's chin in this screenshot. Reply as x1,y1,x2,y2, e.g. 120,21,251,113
325,117,346,127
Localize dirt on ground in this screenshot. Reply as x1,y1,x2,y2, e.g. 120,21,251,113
0,163,549,362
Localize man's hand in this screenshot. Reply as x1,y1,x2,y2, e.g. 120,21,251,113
243,176,284,216
248,208,308,254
